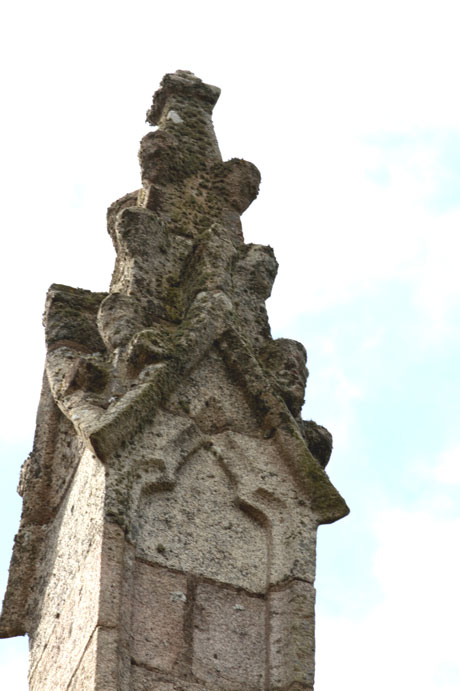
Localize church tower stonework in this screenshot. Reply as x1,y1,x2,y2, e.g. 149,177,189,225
0,71,348,690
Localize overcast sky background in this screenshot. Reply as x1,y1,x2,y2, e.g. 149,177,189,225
1,1,459,689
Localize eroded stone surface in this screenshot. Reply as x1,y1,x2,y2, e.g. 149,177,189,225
131,561,188,674
131,666,208,691
269,581,316,689
192,582,266,690
0,71,349,690
136,445,268,592
28,449,105,689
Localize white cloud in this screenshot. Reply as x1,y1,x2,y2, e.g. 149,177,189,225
432,445,460,486
0,639,28,691
307,346,363,452
261,129,460,350
317,444,460,691
317,507,460,690
410,212,460,344
411,443,460,496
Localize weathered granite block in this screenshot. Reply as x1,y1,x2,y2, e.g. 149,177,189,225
269,581,316,688
192,582,266,690
131,561,188,674
131,666,208,691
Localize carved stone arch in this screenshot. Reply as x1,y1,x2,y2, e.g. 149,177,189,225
134,442,269,592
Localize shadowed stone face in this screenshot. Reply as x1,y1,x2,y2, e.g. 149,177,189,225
0,70,348,691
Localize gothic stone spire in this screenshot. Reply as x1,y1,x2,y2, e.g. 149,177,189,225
0,71,348,691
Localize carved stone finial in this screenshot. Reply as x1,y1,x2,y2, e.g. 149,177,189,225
135,70,260,240
146,70,221,126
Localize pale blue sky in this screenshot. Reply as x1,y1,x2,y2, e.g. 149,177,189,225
1,1,459,688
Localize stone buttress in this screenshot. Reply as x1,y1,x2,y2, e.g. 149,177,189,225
0,71,349,691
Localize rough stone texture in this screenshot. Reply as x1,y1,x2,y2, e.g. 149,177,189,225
135,443,268,592
67,627,121,691
67,627,98,690
131,666,209,691
300,421,333,469
268,581,316,688
131,562,188,674
28,448,105,690
0,71,349,689
192,582,266,689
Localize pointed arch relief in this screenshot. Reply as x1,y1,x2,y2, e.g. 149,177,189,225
135,444,269,593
